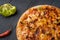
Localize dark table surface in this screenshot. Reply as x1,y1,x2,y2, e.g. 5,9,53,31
0,0,60,40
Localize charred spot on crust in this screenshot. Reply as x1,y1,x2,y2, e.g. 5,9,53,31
27,25,32,30
59,32,60,34
52,27,56,30
42,29,46,34
34,19,38,22
26,35,29,39
45,6,56,11
47,33,52,37
53,19,60,25
57,36,60,40
20,21,24,24
35,27,40,35
51,37,55,40
26,34,36,40
57,23,60,25
26,36,33,39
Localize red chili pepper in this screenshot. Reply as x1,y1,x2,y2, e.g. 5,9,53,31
0,24,12,38
0,29,11,38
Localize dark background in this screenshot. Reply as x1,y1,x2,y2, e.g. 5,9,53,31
0,0,60,40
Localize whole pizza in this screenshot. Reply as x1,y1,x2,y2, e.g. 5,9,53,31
16,5,60,40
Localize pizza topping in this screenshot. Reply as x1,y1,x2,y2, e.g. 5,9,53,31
41,11,44,16
26,17,32,23
40,34,45,39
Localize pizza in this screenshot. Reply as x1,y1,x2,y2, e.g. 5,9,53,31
16,5,60,40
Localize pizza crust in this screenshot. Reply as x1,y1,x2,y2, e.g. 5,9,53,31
16,5,60,40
